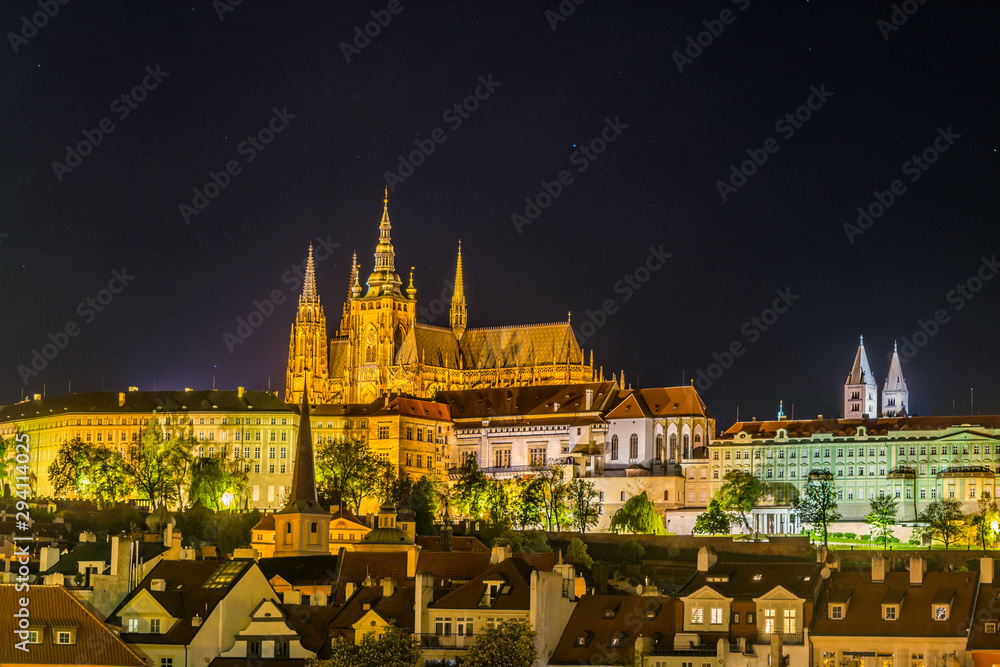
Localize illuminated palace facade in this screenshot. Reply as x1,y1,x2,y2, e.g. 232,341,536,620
284,193,597,405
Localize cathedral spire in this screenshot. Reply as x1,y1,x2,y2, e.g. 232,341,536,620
844,335,878,418
302,243,317,300
406,266,417,299
280,385,325,514
365,188,402,296
450,240,467,338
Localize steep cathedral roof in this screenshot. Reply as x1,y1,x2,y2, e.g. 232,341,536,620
884,341,908,393
846,335,877,386
460,321,583,369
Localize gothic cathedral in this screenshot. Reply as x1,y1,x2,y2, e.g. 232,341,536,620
285,192,597,404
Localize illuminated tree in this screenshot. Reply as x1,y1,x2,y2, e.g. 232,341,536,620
566,479,601,533
917,498,967,549
793,478,841,547
609,491,666,535
694,498,732,535
973,494,1000,550
463,619,537,667
310,622,420,667
453,458,489,518
716,470,763,538
865,495,898,549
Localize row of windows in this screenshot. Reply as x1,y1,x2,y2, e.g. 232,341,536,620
716,443,989,459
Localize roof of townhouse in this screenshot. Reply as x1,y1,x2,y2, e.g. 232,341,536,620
430,557,536,611
812,569,977,638
258,554,342,590
107,559,256,645
0,389,292,420
968,581,1000,651
0,584,145,667
414,534,489,552
719,416,1000,440
549,594,677,665
605,386,713,420
41,540,168,576
372,396,452,421
328,583,416,636
680,561,824,600
280,602,342,654
335,551,410,603
437,382,618,421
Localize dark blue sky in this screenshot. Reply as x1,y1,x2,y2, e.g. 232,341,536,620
2,1,998,430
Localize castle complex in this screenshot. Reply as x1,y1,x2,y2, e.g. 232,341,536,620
284,192,596,405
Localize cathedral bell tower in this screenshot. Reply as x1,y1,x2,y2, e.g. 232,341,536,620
343,190,418,403
882,341,909,416
844,335,878,418
284,245,331,404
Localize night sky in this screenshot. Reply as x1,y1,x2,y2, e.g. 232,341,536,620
3,1,998,429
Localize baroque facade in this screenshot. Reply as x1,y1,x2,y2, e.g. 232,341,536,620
285,192,596,405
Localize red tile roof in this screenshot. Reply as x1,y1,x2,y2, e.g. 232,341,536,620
549,595,677,665
0,585,145,666
335,552,409,603
430,557,536,611
414,535,488,552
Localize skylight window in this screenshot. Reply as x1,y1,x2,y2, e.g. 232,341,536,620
753,574,763,581
203,560,249,589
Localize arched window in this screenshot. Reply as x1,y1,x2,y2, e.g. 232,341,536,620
669,433,678,462
694,434,702,444
611,435,619,460
683,434,690,457
655,434,663,461
629,434,639,460
310,522,318,534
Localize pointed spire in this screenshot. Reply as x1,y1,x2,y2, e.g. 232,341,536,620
406,266,417,299
347,251,358,298
279,379,326,515
884,340,909,393
846,335,876,386
450,240,467,338
302,244,317,300
365,189,402,296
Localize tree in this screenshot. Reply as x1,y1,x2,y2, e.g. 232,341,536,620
565,537,594,568
534,463,571,531
865,495,899,549
0,434,21,491
189,456,232,510
511,476,544,529
463,618,537,667
793,478,842,547
972,494,1000,550
693,498,732,535
409,476,439,535
716,470,763,538
315,438,378,514
918,498,967,549
608,491,666,535
453,458,489,518
566,479,601,533
48,438,126,507
311,622,420,667
119,420,187,509
613,538,645,564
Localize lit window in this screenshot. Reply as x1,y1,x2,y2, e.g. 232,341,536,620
126,618,139,632
830,605,843,620
884,606,896,620
710,607,723,624
690,607,703,624
150,619,161,633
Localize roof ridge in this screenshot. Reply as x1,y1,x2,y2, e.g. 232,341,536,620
466,321,570,332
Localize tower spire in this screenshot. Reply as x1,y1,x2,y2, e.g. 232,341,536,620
406,266,417,299
365,189,402,296
882,339,909,416
844,335,878,418
302,244,317,300
450,240,467,338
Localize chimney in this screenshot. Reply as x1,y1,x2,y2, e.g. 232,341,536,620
770,633,783,667
110,537,120,577
150,579,167,592
585,389,594,411
128,386,138,392
164,524,173,549
872,553,886,583
697,546,717,572
238,386,245,398
39,547,60,573
910,555,926,586
381,577,396,598
283,590,301,605
345,582,357,599
310,592,328,606
191,614,202,627
414,572,434,635
982,557,995,585
79,532,94,543
817,414,824,419
490,545,512,564
118,392,126,407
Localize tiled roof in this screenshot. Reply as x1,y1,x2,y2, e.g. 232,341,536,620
108,560,255,645
258,555,342,589
0,389,291,420
549,594,676,665
416,552,492,584
680,562,824,600
430,557,535,611
42,540,167,575
0,585,145,666
438,382,616,421
606,386,713,420
335,552,409,603
395,324,462,368
329,585,415,634
373,396,451,422
279,603,341,654
513,552,557,572
720,416,1000,439
812,570,977,639
460,322,584,369
968,582,1000,651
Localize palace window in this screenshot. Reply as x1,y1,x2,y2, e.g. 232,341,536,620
611,435,619,460
629,434,639,460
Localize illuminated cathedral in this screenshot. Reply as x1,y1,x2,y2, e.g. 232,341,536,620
285,192,597,404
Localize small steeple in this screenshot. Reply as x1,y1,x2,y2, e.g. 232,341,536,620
882,340,909,416
406,266,417,299
777,400,785,420
281,386,324,513
450,240,467,338
347,251,359,299
365,189,402,296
